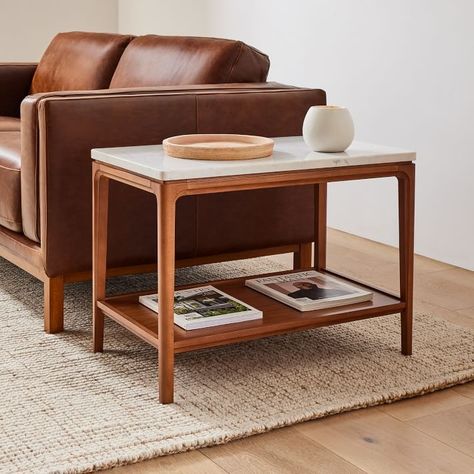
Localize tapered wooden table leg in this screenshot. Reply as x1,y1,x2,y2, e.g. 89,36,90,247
92,166,109,353
155,183,177,404
398,164,415,355
44,275,64,333
293,242,313,269
314,183,327,270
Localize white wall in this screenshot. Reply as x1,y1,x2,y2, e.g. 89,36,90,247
118,0,209,36
0,0,118,61
205,0,474,270
118,0,474,270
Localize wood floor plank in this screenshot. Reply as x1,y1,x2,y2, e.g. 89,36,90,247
407,402,474,458
457,306,474,318
453,382,474,399
327,243,400,292
438,267,474,288
414,270,474,311
413,255,457,274
328,229,454,274
328,232,398,265
380,387,473,421
295,407,474,473
201,426,365,474
108,450,227,473
327,229,399,265
413,300,474,330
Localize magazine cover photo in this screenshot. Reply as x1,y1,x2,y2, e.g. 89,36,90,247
268,276,353,301
173,289,250,319
246,271,373,311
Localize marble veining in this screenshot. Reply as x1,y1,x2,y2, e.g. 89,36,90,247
92,136,416,181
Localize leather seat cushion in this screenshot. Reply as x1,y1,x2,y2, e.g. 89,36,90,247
0,132,22,232
0,116,20,131
31,32,133,94
109,35,270,88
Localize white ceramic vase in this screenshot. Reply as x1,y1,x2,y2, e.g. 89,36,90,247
302,106,354,152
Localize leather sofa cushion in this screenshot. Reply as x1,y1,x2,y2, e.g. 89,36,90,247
109,35,270,88
0,132,21,232
0,117,20,131
31,32,133,94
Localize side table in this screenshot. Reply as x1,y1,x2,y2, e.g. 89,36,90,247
91,136,415,404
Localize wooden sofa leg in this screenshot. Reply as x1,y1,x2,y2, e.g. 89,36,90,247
44,276,64,333
293,243,313,269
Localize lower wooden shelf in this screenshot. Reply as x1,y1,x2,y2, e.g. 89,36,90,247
97,270,404,353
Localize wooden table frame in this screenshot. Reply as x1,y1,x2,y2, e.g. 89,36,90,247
92,160,415,404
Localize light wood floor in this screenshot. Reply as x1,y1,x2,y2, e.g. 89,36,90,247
109,229,474,474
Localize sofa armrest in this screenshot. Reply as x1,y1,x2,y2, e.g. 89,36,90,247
0,63,37,117
20,84,326,275
20,83,297,244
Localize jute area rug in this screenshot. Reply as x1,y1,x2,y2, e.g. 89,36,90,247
1,256,473,474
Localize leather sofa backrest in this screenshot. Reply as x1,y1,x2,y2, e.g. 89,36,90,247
31,32,133,94
109,35,270,88
21,85,325,274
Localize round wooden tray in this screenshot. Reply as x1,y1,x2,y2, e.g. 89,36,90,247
162,134,274,161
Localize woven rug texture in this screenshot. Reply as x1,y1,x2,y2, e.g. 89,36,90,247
0,256,473,473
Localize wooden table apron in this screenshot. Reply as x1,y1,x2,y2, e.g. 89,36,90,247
92,160,415,404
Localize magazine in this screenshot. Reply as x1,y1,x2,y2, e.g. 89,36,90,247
139,285,262,330
245,271,373,312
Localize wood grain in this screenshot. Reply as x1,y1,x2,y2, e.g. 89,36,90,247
293,242,313,269
109,450,226,473
315,183,327,270
414,269,474,310
379,388,473,421
154,182,178,404
98,271,404,353
407,403,474,458
295,407,474,473
92,164,109,352
44,276,64,333
453,382,474,400
202,426,364,473
163,134,274,160
398,165,415,355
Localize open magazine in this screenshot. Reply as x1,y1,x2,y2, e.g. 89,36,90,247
245,271,373,312
139,285,262,330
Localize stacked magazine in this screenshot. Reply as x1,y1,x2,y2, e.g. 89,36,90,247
245,270,373,311
139,285,262,330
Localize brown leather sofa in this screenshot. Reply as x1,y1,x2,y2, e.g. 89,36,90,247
0,32,326,333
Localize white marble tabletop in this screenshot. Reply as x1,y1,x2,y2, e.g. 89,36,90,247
92,136,415,182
